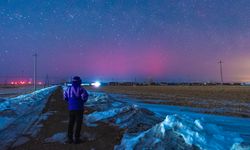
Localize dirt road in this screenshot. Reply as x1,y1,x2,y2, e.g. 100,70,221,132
13,87,123,150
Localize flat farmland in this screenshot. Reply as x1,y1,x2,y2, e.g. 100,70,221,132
87,85,250,117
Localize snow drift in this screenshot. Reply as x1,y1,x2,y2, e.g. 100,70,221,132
0,86,58,149
116,115,245,150
85,92,250,150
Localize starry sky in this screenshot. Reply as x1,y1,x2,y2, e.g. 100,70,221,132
0,0,250,83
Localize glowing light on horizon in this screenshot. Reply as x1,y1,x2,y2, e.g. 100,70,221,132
20,81,26,85
91,81,101,88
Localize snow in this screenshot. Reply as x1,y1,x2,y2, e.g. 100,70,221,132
82,132,96,141
0,98,5,102
85,92,250,150
86,106,136,123
45,132,67,143
1,87,249,149
0,86,58,150
0,116,15,130
129,114,243,150
44,131,96,143
231,143,250,150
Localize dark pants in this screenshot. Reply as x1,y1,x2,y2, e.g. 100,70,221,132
68,110,83,140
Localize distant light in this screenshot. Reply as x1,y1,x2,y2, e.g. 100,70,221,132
20,81,26,85
38,81,43,85
91,81,101,88
81,83,90,86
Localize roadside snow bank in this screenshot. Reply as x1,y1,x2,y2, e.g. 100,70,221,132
116,114,244,150
116,116,196,150
86,92,162,132
0,86,58,149
86,106,133,122
0,86,57,115
86,92,250,150
86,92,193,149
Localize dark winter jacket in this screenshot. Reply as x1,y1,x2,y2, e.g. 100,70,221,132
64,85,89,110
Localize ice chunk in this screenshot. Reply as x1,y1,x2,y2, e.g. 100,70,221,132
82,132,96,141
0,116,15,130
86,106,133,122
116,114,248,150
45,132,67,143
231,143,250,150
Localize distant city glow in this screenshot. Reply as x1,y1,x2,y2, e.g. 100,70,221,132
10,80,30,85
9,81,43,85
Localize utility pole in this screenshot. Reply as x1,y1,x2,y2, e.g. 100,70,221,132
134,77,137,86
218,60,224,85
33,53,38,91
45,74,49,87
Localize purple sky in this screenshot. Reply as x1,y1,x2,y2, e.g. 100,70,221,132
0,0,250,83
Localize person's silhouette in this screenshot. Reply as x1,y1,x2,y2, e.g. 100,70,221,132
64,76,88,144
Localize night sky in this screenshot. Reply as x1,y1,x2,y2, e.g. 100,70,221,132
0,0,250,82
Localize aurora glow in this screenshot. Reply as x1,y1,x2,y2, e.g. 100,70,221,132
0,0,250,82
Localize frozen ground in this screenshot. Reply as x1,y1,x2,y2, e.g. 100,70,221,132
1,86,250,150
0,86,42,98
85,92,250,150
88,86,250,118
0,86,58,149
44,131,96,144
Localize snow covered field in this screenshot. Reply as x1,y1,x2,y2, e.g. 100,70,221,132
0,86,58,149
85,92,250,150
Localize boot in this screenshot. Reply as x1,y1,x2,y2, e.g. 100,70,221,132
66,138,73,144
74,138,82,144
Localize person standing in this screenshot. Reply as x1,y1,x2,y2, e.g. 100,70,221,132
64,76,89,144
